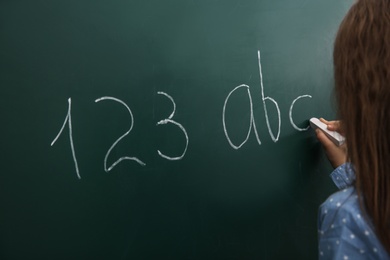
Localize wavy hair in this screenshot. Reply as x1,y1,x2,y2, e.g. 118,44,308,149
333,0,390,253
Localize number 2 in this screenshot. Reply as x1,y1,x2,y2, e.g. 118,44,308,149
95,96,146,172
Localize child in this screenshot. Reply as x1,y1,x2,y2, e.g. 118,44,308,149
315,0,390,259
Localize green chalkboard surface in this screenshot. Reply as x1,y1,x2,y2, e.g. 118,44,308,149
0,0,353,259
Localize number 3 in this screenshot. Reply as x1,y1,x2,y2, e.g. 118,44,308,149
156,92,189,160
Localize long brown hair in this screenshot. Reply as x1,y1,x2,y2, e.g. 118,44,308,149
334,0,390,253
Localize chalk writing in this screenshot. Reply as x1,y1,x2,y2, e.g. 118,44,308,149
222,85,261,149
51,98,81,179
50,50,312,177
95,96,146,172
258,50,281,142
156,92,189,160
289,95,312,131
222,50,311,149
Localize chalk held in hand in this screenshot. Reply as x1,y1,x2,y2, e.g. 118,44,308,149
310,117,345,146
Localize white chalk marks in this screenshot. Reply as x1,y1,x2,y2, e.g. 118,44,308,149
258,50,281,142
156,92,189,160
51,98,81,179
222,85,261,149
51,49,313,176
290,95,312,131
222,50,312,149
51,92,189,178
95,96,146,172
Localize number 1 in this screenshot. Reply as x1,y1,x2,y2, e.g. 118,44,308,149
51,98,81,179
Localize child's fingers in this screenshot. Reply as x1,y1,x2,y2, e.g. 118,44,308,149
319,118,344,134
316,129,335,151
319,118,331,124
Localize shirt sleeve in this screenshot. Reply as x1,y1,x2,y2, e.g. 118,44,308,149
330,163,355,190
318,165,390,260
318,197,387,260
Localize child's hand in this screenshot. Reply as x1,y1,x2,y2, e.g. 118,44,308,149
315,118,347,168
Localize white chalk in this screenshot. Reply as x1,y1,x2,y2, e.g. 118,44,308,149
310,117,345,146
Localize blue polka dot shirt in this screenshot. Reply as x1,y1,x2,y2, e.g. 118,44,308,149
318,163,390,259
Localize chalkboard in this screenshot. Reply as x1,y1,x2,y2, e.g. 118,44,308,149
0,0,353,259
